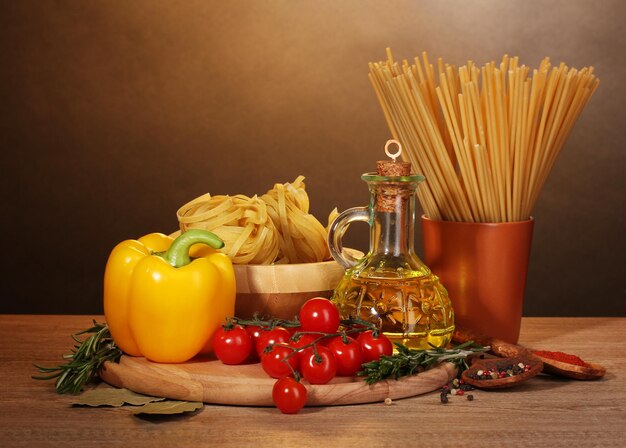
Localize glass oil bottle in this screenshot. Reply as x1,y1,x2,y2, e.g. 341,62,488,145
328,141,454,349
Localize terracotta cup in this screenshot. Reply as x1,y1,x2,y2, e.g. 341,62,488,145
421,216,534,344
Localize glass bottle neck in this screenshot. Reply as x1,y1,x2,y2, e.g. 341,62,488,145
370,190,416,257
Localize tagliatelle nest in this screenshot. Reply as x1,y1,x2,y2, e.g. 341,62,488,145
177,176,338,265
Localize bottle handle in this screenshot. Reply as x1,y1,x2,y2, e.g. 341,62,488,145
327,206,370,269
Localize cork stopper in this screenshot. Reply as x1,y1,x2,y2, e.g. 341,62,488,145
376,159,411,177
375,140,412,212
376,140,411,177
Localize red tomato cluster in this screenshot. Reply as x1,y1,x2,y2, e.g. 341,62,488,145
212,297,393,414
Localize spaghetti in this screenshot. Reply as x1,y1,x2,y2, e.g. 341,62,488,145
369,50,599,222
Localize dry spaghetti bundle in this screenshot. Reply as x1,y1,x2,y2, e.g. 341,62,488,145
369,49,599,222
177,176,335,264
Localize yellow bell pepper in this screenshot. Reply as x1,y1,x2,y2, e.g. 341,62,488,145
103,229,235,363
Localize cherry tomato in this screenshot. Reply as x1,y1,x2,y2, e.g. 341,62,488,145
261,344,299,378
357,330,393,363
300,346,337,384
288,333,318,363
289,333,318,350
326,336,363,376
255,327,291,355
272,377,307,414
244,325,264,361
299,297,340,334
245,325,263,345
212,325,253,365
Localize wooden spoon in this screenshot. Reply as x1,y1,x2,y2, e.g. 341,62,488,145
453,326,606,381
532,352,606,380
461,355,543,389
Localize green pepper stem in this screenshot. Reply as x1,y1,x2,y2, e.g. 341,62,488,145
163,229,225,268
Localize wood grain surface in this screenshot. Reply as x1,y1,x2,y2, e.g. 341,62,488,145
100,355,456,406
2,316,625,448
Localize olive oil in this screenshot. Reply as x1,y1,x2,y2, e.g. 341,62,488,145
332,271,454,350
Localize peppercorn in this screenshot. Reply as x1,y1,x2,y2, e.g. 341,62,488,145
440,392,449,404
467,394,474,401
469,362,533,381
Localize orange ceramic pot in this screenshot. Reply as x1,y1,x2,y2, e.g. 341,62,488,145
421,216,534,344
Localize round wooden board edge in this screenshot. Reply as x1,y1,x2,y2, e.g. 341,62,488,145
100,357,457,407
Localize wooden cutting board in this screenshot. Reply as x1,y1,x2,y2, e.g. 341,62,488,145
101,355,456,407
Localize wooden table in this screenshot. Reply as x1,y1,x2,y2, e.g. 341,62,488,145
1,316,624,447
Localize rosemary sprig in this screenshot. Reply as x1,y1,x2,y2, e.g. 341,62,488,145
228,314,378,333
33,320,122,394
228,314,301,330
358,341,489,385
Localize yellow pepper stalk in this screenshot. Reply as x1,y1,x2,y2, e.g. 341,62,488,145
104,230,235,363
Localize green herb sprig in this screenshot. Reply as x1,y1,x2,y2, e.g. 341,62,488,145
33,320,122,394
227,314,301,330
359,341,489,384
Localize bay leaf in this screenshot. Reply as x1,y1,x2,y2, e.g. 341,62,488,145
132,400,203,415
73,384,165,407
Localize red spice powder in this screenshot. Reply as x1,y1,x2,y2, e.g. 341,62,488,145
533,350,590,367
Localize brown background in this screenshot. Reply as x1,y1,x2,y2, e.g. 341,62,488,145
1,0,624,316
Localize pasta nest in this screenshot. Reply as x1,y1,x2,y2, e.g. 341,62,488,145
177,176,337,265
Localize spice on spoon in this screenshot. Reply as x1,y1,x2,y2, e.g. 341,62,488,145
461,356,543,389
453,326,606,380
532,349,606,380
468,361,532,380
532,350,590,367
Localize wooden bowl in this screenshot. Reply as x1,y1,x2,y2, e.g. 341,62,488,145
170,229,357,319
233,250,360,320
